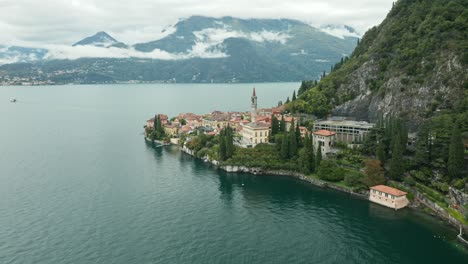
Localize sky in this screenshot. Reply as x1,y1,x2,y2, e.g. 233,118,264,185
0,0,395,46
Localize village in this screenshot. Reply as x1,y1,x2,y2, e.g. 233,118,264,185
144,88,417,211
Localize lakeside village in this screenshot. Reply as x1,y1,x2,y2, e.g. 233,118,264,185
144,88,468,243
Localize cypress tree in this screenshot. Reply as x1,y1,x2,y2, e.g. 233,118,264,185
298,81,306,96
288,119,297,157
298,148,309,174
447,124,464,179
219,129,227,161
316,144,322,168
292,90,297,101
281,134,289,159
295,122,302,148
225,126,234,159
306,134,315,173
389,134,404,180
271,115,279,138
400,118,408,150
376,141,386,164
279,114,286,133
415,122,431,165
285,97,290,104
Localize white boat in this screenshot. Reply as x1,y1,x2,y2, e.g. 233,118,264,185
10,98,17,102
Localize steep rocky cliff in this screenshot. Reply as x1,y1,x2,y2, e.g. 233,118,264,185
293,0,467,130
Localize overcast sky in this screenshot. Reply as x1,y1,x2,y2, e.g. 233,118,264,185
0,0,395,45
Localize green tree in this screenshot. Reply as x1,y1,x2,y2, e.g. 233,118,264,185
376,141,386,164
271,115,279,139
295,122,302,148
317,159,344,182
362,159,386,187
447,123,464,179
344,173,361,187
415,122,432,166
389,134,404,180
279,114,286,133
299,134,315,174
225,126,235,159
316,144,322,168
288,119,298,158
219,130,227,161
292,90,297,101
281,134,289,159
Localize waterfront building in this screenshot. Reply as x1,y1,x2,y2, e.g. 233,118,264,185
146,118,154,128
369,185,409,210
163,124,179,136
313,129,336,157
313,118,374,144
239,88,271,147
239,122,270,147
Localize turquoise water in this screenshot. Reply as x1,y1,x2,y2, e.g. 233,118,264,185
0,83,467,264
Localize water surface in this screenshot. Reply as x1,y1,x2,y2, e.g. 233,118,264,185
0,83,467,263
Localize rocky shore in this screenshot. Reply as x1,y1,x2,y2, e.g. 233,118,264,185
181,145,368,199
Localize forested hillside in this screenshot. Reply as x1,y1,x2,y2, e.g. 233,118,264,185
289,0,467,130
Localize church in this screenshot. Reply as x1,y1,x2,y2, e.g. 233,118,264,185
239,88,271,147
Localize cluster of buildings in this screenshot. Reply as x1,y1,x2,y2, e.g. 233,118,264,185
144,87,410,210
146,88,380,156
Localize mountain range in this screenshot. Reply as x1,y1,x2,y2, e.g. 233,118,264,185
0,16,359,84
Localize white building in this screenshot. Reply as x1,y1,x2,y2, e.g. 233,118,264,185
313,129,336,157
314,118,374,144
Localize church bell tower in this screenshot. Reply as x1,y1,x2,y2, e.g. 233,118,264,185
251,87,257,122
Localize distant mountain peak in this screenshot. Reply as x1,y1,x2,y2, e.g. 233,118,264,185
73,31,127,48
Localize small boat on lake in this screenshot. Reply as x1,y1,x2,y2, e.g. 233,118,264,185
10,98,17,103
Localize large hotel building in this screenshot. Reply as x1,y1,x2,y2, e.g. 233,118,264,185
313,118,375,144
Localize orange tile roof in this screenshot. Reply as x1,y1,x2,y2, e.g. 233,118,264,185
313,129,336,136
370,185,407,196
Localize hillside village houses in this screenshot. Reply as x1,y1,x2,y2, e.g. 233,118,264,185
145,88,364,158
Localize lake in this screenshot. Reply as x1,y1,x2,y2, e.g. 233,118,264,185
0,83,467,263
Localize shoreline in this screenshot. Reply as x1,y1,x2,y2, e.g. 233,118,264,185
178,144,468,246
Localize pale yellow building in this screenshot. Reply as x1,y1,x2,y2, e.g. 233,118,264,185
369,185,409,210
240,122,270,147
163,124,179,137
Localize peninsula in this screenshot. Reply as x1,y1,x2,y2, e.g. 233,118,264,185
144,87,467,244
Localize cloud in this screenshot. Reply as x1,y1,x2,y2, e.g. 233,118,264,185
0,0,394,46
250,30,291,44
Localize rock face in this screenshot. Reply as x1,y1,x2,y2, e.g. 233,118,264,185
297,0,467,130
332,53,465,129
449,187,468,216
